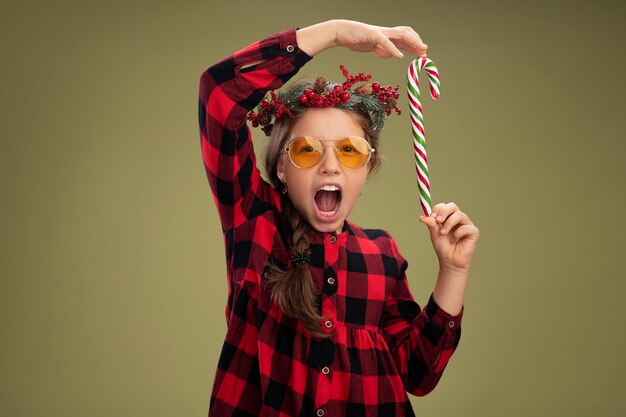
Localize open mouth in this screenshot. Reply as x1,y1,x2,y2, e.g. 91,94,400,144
314,185,342,217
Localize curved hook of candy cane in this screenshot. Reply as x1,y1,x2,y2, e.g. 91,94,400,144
407,57,441,216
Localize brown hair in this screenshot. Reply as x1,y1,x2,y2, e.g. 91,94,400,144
263,93,382,338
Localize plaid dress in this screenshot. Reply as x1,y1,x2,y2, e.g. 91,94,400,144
198,27,463,417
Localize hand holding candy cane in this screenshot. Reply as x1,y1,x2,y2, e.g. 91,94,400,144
409,59,480,282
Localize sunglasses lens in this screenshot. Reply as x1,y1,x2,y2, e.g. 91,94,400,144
336,137,371,168
288,137,323,168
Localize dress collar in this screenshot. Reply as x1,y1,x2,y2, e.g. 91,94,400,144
307,220,353,243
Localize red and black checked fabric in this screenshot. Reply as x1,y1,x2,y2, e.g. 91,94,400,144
198,28,463,417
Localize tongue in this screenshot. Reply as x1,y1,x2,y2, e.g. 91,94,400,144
315,190,339,212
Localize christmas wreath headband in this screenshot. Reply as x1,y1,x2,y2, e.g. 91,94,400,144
247,65,401,136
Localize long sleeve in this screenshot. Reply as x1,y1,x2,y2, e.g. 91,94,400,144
382,243,463,397
198,28,312,233
200,30,313,417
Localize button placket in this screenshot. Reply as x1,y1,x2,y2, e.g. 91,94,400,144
321,231,339,330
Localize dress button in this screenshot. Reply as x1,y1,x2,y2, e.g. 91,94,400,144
327,277,336,285
316,409,325,417
329,235,337,243
448,320,455,328
286,44,295,52
321,366,330,375
324,320,333,328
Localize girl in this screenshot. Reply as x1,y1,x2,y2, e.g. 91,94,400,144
198,19,479,417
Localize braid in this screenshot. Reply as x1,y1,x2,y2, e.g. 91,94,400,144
265,199,328,338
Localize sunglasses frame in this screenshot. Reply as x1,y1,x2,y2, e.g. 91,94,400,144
283,136,375,169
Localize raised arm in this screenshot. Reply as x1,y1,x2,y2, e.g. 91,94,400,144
198,28,311,231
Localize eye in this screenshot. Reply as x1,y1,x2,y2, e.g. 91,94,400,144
302,146,315,153
339,145,355,153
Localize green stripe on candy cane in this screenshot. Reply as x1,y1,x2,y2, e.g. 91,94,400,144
407,57,440,216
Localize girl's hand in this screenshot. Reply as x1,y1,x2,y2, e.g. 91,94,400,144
297,20,428,59
419,202,480,273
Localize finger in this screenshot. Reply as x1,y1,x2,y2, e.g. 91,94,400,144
449,224,480,243
391,35,428,57
418,215,441,240
430,203,446,218
383,26,428,57
433,202,460,224
399,25,425,44
439,211,467,235
374,33,404,58
371,44,395,59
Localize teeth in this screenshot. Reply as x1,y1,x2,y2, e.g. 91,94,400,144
317,185,340,192
320,210,337,217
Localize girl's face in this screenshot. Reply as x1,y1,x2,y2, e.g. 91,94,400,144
277,108,369,234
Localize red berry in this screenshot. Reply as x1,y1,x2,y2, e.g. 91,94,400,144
300,95,308,104
341,92,350,101
372,82,380,90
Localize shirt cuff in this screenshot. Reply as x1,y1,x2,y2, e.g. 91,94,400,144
425,293,463,332
280,27,313,60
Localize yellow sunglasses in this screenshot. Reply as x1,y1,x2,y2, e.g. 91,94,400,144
284,136,375,169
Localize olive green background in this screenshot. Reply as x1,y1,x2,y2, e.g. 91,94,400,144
2,0,625,416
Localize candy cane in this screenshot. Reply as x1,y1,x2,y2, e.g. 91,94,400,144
407,57,440,216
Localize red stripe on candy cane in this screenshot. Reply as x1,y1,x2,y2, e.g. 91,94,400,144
407,58,440,216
